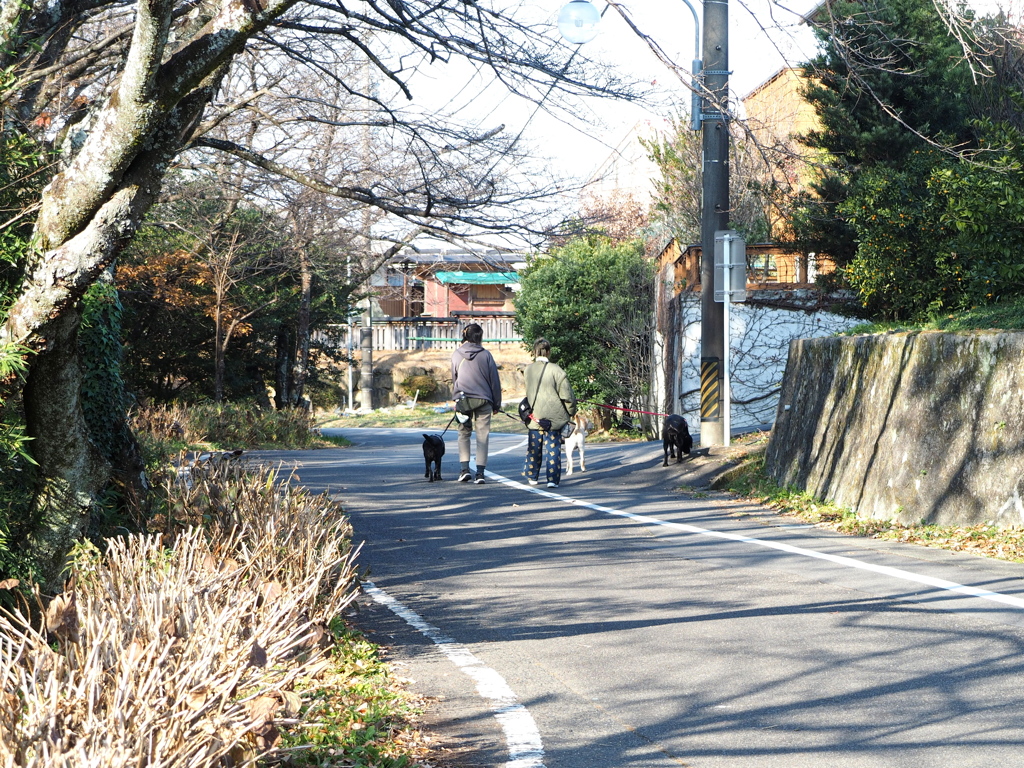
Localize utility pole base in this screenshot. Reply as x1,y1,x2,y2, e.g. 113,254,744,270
701,418,725,448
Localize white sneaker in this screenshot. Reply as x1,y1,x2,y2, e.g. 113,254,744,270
547,482,559,488
527,478,539,486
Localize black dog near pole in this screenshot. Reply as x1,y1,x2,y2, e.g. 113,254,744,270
662,414,694,466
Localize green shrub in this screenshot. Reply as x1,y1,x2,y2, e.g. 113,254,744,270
306,378,345,411
0,344,38,586
399,373,438,400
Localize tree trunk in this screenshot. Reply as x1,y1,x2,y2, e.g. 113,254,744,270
274,323,293,410
214,297,225,402
290,248,313,408
20,304,109,591
0,68,230,589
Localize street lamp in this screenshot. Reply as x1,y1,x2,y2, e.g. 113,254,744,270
558,1,703,130
558,0,601,44
399,258,415,318
557,0,731,447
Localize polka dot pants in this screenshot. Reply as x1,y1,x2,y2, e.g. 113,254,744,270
523,429,561,485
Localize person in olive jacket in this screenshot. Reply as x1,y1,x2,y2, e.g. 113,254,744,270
521,338,577,488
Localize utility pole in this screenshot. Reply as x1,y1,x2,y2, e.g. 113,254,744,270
699,0,729,447
356,41,376,412
359,301,374,411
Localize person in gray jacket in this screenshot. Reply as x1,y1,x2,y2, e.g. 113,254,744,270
521,338,577,488
451,323,503,483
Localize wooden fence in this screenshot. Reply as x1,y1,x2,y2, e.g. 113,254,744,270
318,316,523,352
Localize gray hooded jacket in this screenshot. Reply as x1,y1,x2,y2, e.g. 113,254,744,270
451,342,502,407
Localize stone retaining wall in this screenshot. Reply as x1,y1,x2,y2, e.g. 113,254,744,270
351,348,532,407
765,331,1024,528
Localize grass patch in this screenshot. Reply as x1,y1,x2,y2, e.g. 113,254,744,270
280,622,431,768
319,405,508,433
318,432,352,447
186,402,339,449
841,297,1024,336
723,451,1024,563
132,402,349,465
590,423,648,443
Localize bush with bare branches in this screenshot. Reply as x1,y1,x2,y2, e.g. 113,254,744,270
0,460,359,766
131,402,324,453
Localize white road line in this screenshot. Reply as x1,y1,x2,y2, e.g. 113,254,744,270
362,581,546,768
481,469,1024,612
488,437,528,456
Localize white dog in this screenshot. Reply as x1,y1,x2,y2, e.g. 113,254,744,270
564,413,592,476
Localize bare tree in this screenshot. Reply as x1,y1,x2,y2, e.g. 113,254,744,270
642,115,774,246
578,190,650,244
208,227,283,402
0,0,637,588
605,299,659,439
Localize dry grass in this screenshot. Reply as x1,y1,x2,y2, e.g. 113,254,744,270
724,448,1024,563
132,402,342,456
0,459,361,767
130,401,205,445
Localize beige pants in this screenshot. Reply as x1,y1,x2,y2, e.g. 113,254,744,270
458,400,493,467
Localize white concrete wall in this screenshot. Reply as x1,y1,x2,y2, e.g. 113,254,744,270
669,293,863,430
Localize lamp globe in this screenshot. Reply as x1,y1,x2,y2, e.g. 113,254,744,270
558,0,600,44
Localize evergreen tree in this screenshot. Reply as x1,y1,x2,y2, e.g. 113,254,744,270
787,0,1024,318
801,0,975,168
790,0,976,274
514,236,654,413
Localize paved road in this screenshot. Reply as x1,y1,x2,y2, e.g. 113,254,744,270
256,427,1024,768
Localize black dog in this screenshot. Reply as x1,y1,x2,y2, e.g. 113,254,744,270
422,434,445,481
662,415,693,466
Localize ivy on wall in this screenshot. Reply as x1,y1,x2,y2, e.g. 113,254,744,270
80,275,131,462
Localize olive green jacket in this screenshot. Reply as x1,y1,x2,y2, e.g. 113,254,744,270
524,358,577,431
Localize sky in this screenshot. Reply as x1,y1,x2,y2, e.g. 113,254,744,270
539,0,823,179
409,0,824,189
390,0,1022,248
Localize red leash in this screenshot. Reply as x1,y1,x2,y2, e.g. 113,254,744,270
584,401,671,418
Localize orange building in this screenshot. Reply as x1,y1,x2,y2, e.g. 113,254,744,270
656,238,832,296
380,249,523,319
743,68,819,154
741,67,825,241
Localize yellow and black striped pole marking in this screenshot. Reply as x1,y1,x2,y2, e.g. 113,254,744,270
700,358,721,418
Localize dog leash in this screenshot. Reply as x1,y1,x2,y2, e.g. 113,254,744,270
497,409,521,424
582,401,671,418
439,413,458,436
439,406,520,437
